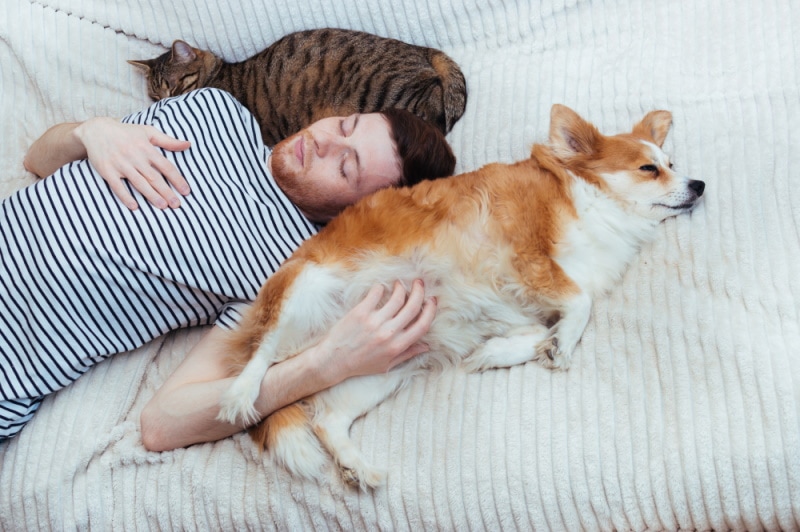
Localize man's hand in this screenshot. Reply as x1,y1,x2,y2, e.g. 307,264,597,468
314,280,437,385
24,118,192,210
74,117,191,210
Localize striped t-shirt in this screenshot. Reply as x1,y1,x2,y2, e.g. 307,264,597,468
0,88,318,440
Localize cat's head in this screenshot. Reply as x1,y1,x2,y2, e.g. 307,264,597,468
129,40,221,101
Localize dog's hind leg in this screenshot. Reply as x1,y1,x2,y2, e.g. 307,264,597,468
218,330,282,425
311,371,409,490
219,263,347,425
463,323,550,372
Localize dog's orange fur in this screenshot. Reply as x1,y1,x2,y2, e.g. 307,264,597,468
226,259,305,368
247,402,307,451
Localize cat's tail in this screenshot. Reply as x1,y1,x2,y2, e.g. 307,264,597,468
429,50,468,133
249,402,327,480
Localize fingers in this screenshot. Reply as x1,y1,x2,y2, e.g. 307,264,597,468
394,292,437,349
367,279,433,329
372,279,426,321
387,342,430,371
82,120,191,211
101,161,183,210
361,283,387,308
386,293,438,370
152,156,191,197
149,130,192,198
378,280,437,367
374,280,413,320
126,168,182,210
150,130,191,153
128,132,190,209
407,291,437,337
104,176,140,211
389,279,427,327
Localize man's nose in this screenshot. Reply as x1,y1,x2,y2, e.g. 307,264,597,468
314,131,344,158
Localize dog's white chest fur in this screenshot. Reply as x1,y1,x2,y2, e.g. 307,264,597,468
556,176,657,296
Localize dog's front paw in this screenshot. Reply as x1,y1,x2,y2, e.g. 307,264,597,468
340,463,386,491
534,336,570,370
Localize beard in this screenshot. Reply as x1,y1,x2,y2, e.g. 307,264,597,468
270,133,346,223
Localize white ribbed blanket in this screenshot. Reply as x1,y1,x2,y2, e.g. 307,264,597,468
1,0,799,530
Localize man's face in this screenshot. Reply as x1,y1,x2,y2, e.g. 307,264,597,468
269,113,401,222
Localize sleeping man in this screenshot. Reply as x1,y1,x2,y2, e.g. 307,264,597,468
1,88,455,447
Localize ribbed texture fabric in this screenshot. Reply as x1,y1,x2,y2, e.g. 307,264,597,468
1,0,799,530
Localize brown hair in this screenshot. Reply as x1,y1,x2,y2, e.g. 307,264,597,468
381,108,456,187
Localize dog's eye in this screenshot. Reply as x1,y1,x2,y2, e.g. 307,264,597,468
639,164,659,174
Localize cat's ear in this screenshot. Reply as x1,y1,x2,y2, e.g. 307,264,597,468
127,58,156,72
171,40,197,64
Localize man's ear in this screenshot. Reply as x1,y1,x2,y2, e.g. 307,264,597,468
548,104,601,159
633,110,672,147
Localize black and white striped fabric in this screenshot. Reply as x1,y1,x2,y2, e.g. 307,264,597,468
0,88,318,439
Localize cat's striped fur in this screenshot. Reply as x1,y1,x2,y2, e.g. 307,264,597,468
130,28,467,147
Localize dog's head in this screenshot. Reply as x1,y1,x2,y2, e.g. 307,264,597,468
547,104,705,221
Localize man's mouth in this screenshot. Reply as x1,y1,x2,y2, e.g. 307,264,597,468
295,136,305,166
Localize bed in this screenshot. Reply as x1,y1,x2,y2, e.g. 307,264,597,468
1,0,799,529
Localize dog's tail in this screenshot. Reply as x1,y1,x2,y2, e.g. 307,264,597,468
249,403,327,480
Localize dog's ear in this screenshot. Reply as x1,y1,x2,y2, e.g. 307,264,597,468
633,110,672,147
548,104,601,159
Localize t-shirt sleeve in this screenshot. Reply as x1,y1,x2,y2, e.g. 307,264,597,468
214,300,253,330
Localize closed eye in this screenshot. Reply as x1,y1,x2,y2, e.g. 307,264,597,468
338,115,361,180
639,164,659,175
340,115,358,137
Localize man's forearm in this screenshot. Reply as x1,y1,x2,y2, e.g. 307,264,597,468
23,122,86,177
140,337,335,451
141,377,241,451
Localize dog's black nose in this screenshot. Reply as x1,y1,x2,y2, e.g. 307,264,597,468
689,180,705,196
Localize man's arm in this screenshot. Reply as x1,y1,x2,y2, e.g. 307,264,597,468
140,325,336,450
23,122,87,177
141,280,436,451
23,117,192,210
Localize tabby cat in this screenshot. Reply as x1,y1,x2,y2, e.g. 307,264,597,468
129,28,467,147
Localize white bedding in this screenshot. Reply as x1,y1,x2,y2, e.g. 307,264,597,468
1,0,799,529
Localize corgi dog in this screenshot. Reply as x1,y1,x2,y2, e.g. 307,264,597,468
217,104,705,489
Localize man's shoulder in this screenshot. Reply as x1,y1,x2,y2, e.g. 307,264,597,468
124,88,245,127
157,88,243,115
146,88,261,145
